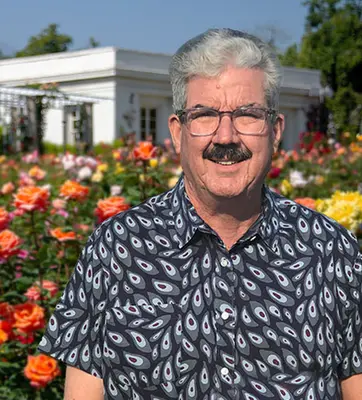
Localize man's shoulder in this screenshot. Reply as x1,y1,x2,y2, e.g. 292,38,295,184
270,189,360,257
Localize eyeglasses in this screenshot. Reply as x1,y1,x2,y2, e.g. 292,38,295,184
175,106,278,136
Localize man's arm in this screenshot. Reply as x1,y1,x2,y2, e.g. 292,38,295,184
64,366,103,400
341,374,362,399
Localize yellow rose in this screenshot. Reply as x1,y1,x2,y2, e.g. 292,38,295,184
139,174,145,183
280,179,293,196
168,176,179,189
97,163,108,173
91,172,104,183
314,175,325,185
149,158,158,168
115,163,125,174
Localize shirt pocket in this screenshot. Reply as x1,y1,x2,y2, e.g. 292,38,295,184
104,302,183,390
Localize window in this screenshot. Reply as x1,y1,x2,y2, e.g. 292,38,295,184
140,107,157,142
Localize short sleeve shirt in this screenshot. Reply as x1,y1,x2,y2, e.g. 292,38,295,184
38,176,362,400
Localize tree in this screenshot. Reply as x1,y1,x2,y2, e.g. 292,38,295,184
303,0,362,30
297,0,362,134
16,24,73,57
88,37,100,48
279,43,300,67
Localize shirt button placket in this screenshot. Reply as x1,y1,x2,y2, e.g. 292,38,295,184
220,257,231,268
217,254,236,392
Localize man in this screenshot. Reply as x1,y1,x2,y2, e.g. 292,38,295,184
38,28,362,400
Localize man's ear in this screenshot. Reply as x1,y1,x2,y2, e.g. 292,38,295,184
272,114,285,153
168,114,182,154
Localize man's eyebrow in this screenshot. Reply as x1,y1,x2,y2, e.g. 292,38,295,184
190,102,262,109
192,104,211,109
237,102,259,108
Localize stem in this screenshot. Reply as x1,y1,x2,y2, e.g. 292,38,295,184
30,212,40,251
7,260,15,290
56,263,61,287
62,243,70,280
30,212,45,308
141,161,148,201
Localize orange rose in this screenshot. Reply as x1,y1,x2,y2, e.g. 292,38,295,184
1,182,15,195
0,329,9,344
25,280,59,301
0,207,10,230
294,197,316,210
0,302,14,320
13,186,50,212
60,180,89,201
133,141,157,160
13,303,45,333
28,166,47,180
0,319,13,344
50,227,76,242
0,230,21,260
95,196,131,223
24,354,61,388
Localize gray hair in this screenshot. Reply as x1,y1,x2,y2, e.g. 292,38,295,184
169,28,283,112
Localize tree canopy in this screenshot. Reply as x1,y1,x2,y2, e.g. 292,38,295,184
279,0,362,133
15,24,73,57
13,24,101,57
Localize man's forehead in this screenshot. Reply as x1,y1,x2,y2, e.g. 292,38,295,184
185,70,266,108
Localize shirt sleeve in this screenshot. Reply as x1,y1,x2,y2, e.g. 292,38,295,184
338,251,362,380
37,231,109,379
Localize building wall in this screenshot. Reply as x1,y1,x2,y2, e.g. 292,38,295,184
0,47,323,150
279,91,319,150
115,77,173,144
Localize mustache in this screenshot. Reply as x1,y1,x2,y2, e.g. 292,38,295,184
203,144,253,162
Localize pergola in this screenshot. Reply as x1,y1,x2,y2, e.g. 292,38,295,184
0,86,103,154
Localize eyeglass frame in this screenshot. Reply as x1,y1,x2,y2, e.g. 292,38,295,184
175,105,279,137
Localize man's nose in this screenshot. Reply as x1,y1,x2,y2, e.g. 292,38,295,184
212,114,239,145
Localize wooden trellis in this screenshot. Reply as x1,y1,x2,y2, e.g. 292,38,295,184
0,86,102,154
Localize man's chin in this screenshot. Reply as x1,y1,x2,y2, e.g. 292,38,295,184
205,182,247,200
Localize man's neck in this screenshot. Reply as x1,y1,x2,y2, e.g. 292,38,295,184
184,179,263,250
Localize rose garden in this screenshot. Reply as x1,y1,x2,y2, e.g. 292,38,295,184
0,131,361,399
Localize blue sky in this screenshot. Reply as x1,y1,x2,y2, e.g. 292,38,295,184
0,0,308,55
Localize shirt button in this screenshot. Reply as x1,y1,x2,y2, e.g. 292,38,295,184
221,367,229,375
221,311,230,320
220,257,230,267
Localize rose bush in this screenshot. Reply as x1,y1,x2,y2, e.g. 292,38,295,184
0,132,361,398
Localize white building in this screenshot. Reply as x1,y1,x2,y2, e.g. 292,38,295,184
0,46,323,150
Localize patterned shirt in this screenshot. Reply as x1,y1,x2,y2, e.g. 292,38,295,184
38,176,362,400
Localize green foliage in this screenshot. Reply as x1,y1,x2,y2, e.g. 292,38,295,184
293,0,362,134
326,86,362,133
279,43,300,67
303,0,362,31
42,142,77,155
15,24,73,57
88,37,100,48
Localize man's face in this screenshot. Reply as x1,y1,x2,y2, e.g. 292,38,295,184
169,66,284,199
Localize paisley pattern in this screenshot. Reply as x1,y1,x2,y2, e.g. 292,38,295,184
38,175,362,399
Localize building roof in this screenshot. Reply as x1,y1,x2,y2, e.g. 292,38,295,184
0,46,322,95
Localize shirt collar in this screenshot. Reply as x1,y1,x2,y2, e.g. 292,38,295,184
171,174,282,252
